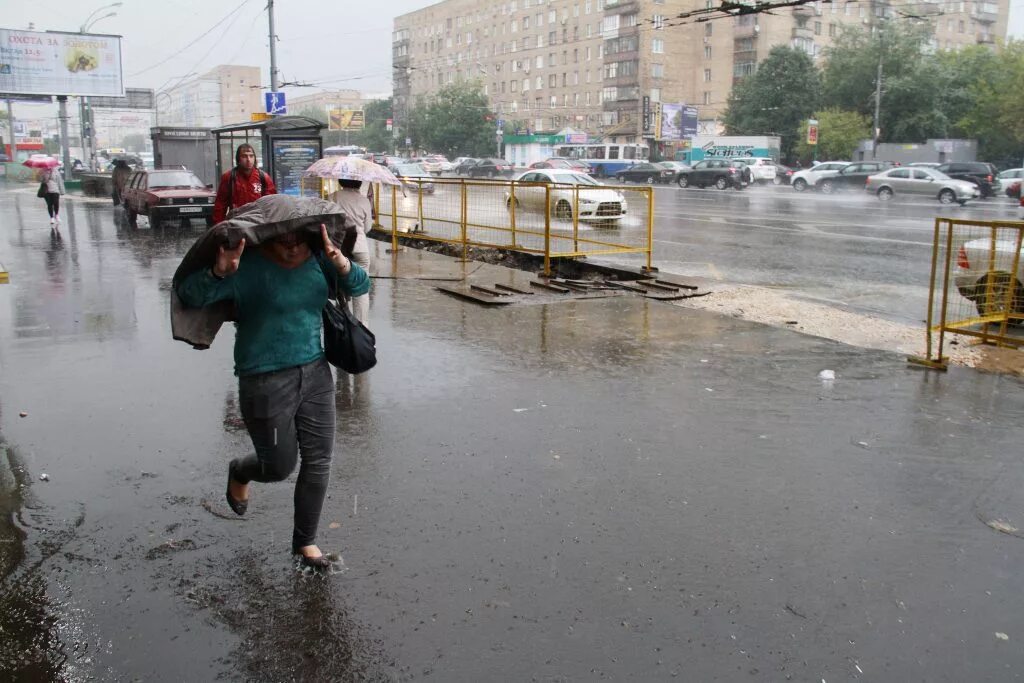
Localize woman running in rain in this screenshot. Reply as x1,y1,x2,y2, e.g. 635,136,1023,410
176,225,369,569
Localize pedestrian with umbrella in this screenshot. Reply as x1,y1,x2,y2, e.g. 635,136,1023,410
26,157,65,227
303,157,401,322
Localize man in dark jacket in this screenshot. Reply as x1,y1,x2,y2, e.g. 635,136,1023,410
212,143,277,223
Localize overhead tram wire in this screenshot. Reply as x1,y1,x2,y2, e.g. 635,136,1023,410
156,4,253,94
128,0,253,78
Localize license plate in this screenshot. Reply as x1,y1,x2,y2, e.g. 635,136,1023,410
179,207,202,213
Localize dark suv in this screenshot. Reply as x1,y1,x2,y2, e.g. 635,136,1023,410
818,161,895,194
677,159,746,189
935,162,1000,198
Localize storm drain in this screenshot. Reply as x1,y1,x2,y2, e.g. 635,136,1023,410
436,277,710,306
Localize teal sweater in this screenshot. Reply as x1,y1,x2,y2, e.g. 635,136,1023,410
177,249,370,376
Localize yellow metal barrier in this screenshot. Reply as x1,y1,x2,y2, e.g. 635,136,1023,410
373,176,654,276
913,218,1024,369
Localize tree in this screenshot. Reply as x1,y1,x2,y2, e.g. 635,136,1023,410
723,46,821,162
822,22,949,143
350,98,393,153
121,133,147,152
795,108,870,161
406,81,496,158
955,40,1024,165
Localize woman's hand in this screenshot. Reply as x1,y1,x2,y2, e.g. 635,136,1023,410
320,224,351,274
214,238,245,277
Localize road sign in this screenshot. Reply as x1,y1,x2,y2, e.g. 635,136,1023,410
386,118,393,131
251,112,273,122
265,92,286,115
807,119,819,145
405,137,411,145
497,119,505,128
328,108,364,131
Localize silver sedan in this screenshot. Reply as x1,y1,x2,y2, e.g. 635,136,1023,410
865,167,980,205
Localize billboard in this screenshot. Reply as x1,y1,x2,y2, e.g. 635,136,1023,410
328,109,364,131
0,29,124,97
659,103,699,141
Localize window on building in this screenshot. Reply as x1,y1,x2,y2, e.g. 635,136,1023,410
733,61,756,77
653,14,665,29
958,20,965,32
814,21,821,34
524,78,531,91
535,75,543,89
704,45,712,58
536,55,544,68
602,15,620,33
652,63,664,77
523,16,530,29
650,87,661,101
705,22,713,36
549,9,556,22
586,91,592,105
704,68,712,82
550,96,557,108
829,23,837,36
549,74,557,87
703,91,711,105
549,30,557,44
652,38,664,53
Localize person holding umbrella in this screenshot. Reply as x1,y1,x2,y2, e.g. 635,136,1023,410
304,156,402,323
37,161,66,227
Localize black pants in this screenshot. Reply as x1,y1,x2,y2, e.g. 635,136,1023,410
234,358,336,552
44,193,60,218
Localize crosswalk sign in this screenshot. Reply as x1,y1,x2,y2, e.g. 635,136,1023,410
265,92,287,115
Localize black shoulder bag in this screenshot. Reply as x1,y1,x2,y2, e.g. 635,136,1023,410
321,258,377,374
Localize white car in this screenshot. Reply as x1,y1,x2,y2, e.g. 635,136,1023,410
506,169,628,222
730,157,776,183
955,237,1024,318
421,155,451,174
865,167,980,204
791,161,851,192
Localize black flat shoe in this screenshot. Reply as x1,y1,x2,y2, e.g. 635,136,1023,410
226,459,248,516
294,552,332,570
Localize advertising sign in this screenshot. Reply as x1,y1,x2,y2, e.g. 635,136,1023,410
0,29,124,96
659,103,699,141
272,140,320,197
807,119,819,145
642,96,651,135
328,109,364,131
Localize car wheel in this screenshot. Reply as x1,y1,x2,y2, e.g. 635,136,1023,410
553,200,573,220
877,187,894,201
714,176,729,190
772,175,783,186
819,179,835,195
615,174,624,182
938,189,956,205
489,170,496,178
793,178,807,192
677,175,689,188
506,197,520,210
974,272,1024,319
645,176,655,184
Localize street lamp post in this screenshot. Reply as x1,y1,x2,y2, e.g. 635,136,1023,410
79,3,122,170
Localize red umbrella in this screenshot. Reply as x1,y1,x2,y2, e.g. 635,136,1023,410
22,156,60,169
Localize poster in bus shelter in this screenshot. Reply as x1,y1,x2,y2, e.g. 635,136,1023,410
0,29,124,97
272,140,320,197
659,104,699,141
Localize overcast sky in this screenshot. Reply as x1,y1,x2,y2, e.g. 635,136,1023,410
4,0,1024,114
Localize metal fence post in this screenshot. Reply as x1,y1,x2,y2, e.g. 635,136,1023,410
572,185,580,254
510,181,518,248
543,185,552,277
461,180,469,262
390,184,398,253
645,187,654,273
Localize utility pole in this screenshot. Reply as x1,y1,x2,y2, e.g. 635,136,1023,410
57,96,72,171
5,99,15,161
872,54,882,160
268,0,279,91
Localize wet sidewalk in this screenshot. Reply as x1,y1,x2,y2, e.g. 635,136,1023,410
1,188,1023,681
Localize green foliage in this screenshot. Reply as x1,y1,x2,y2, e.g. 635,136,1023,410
406,81,496,158
796,109,870,161
723,46,821,161
350,98,393,152
955,40,1024,164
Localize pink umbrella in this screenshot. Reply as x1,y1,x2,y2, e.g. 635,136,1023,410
22,156,60,169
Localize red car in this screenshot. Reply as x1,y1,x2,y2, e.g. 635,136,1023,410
122,168,215,228
529,158,593,174
1005,180,1021,199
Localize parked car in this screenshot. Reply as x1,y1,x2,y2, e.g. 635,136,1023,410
420,155,447,174
865,167,980,204
998,168,1023,198
769,162,795,186
955,238,1024,318
676,159,747,190
909,162,942,169
655,161,691,183
935,161,1000,198
371,153,388,165
454,158,480,175
817,161,895,194
791,161,850,192
614,162,675,184
469,158,514,178
391,163,436,194
528,158,593,174
121,168,215,228
506,169,627,222
1005,181,1022,199
730,157,777,183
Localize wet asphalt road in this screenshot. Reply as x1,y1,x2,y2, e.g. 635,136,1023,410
1,185,1024,681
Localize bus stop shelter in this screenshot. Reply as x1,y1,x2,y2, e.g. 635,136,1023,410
211,116,324,196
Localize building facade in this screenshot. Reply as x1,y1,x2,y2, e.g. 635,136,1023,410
289,89,369,116
157,65,262,128
393,0,1009,152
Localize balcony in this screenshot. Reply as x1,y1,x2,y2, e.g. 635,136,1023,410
792,4,814,17
792,25,813,40
734,23,758,39
604,0,639,13
973,9,998,23
977,33,996,45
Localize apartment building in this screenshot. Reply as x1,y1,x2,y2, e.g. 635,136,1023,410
393,0,1009,147
158,65,262,128
289,89,369,116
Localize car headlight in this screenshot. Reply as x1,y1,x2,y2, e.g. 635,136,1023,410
160,198,173,205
